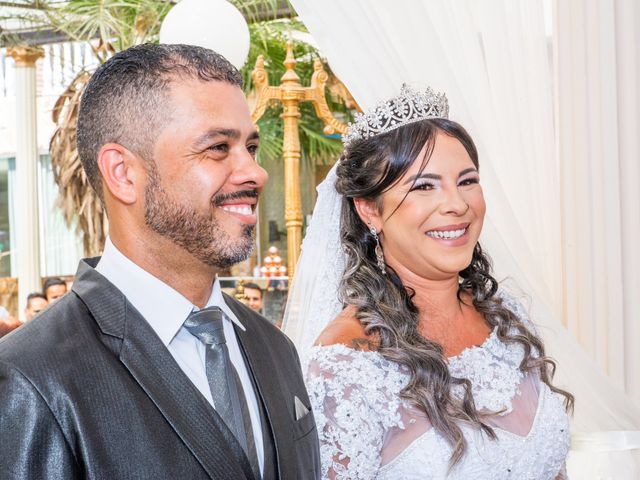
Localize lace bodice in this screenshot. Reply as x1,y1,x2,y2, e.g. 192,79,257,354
448,326,524,414
305,293,570,479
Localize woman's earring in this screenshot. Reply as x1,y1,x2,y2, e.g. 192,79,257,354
369,224,386,275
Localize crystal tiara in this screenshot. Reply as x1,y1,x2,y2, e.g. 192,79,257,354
342,84,449,149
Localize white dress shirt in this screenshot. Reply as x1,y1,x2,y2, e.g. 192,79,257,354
96,237,264,473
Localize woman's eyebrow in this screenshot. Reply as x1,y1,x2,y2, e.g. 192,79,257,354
403,172,441,185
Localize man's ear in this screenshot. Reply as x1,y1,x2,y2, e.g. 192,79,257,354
97,143,141,205
353,198,383,232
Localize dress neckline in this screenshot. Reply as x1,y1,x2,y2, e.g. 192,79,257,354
310,326,499,362
377,383,547,476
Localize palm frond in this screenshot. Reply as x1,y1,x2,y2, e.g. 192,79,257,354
42,0,170,58
49,70,107,255
299,123,343,164
256,107,284,162
229,0,295,24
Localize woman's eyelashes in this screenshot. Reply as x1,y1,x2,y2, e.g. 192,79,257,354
410,181,436,192
458,177,480,187
410,177,479,192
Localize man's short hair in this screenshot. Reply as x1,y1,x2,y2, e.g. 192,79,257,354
42,277,66,293
243,282,263,298
26,292,47,305
76,43,243,201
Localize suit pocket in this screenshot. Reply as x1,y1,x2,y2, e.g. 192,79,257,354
292,412,321,480
291,409,317,440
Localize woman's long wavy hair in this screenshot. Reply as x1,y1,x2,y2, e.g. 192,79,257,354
335,118,574,467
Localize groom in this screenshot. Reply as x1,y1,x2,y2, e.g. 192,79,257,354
0,44,320,479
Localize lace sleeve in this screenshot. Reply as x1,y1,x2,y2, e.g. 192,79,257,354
305,345,407,480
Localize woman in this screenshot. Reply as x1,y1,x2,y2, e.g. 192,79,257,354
291,85,573,479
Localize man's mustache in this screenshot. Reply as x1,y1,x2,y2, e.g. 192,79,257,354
213,190,259,206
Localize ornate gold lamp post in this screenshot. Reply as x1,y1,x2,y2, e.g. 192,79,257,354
250,41,348,278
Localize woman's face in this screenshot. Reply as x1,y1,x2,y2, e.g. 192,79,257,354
368,131,486,281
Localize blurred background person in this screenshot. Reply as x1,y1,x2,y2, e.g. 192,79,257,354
43,277,67,303
243,282,264,313
24,292,48,321
0,306,21,338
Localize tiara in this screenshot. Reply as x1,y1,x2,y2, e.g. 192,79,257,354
342,84,449,149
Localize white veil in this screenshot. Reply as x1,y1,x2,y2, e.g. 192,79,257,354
283,164,342,354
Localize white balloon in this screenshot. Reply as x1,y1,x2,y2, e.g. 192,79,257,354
159,0,250,70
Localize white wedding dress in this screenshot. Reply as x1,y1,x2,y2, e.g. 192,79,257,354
305,293,570,479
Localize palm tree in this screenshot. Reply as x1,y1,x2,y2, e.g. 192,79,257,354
2,0,354,255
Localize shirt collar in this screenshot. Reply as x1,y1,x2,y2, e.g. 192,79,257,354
207,274,245,332
95,237,245,347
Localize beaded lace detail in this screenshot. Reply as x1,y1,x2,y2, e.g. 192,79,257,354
305,292,570,480
306,345,410,479
448,327,525,414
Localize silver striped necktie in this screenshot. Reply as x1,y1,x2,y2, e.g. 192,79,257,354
184,307,260,478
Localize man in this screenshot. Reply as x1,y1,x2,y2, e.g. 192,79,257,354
243,282,264,313
42,276,67,302
24,292,48,321
0,44,319,479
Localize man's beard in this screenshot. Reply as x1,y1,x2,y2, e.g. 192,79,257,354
143,164,255,269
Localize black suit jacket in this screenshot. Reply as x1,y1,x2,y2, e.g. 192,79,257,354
0,259,320,479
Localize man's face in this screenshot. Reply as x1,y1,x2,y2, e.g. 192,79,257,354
244,287,263,312
142,79,268,268
25,297,48,321
45,284,67,303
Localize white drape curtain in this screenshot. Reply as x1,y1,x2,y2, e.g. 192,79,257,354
290,0,564,315
288,0,640,476
554,0,640,401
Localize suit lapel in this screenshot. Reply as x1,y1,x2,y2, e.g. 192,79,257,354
225,297,298,479
72,259,255,480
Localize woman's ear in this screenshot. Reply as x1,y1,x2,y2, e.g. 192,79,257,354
97,143,140,205
353,198,383,232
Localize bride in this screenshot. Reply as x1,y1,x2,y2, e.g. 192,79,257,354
287,85,573,479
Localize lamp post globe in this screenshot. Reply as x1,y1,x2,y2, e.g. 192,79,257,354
159,0,250,69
